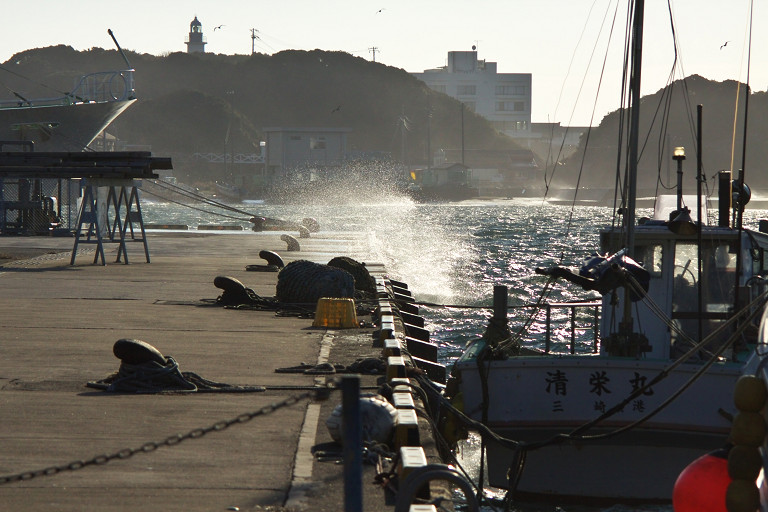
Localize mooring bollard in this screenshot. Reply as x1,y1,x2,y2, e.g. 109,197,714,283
342,375,362,512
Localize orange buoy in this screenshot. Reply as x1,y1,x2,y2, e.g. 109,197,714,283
673,447,731,512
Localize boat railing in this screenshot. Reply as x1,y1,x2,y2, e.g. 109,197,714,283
0,69,135,109
69,69,135,103
522,300,601,354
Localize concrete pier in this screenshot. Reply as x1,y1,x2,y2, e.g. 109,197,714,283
0,231,444,512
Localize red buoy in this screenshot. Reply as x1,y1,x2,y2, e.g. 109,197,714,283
673,447,731,512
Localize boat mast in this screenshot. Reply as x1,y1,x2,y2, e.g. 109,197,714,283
625,0,644,259
622,0,645,331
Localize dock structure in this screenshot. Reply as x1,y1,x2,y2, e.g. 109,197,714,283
0,151,170,180
0,151,171,262
0,230,458,511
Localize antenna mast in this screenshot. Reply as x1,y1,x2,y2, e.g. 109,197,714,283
108,29,132,69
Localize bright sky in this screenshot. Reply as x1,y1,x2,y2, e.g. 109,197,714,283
1,0,763,127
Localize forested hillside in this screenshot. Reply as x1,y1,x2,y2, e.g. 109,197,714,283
1,45,518,165
553,75,768,193
3,46,766,194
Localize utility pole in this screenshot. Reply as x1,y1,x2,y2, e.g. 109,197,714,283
251,29,258,55
368,47,378,62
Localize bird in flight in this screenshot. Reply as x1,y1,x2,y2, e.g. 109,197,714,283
214,25,225,31
376,8,385,13
720,41,729,50
331,105,342,114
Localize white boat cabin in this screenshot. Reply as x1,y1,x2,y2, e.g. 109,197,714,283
598,195,768,360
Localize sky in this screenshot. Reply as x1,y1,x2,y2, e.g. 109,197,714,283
1,0,764,127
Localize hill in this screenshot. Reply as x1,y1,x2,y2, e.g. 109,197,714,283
552,75,768,196
4,46,766,197
1,45,520,184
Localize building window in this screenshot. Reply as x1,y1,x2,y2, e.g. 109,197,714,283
431,84,447,94
310,136,326,149
495,85,527,95
492,120,529,132
496,101,526,112
457,84,476,95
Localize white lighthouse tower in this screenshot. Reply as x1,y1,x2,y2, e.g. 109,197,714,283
185,16,206,53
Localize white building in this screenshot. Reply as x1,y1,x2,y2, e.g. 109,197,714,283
411,50,532,138
262,127,351,177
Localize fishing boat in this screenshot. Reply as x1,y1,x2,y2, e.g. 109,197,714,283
444,0,768,502
0,30,135,152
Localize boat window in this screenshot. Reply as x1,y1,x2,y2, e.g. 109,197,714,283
672,241,736,313
672,243,699,313
635,244,663,278
708,243,737,309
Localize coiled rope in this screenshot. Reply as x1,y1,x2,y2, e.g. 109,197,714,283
86,357,267,393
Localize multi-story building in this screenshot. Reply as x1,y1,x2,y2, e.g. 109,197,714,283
411,50,532,138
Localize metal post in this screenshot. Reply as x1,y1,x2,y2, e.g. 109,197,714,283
570,306,576,355
696,105,703,344
493,285,508,322
593,306,600,353
545,304,552,353
341,375,362,512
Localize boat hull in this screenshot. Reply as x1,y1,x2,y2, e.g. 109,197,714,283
453,352,753,500
485,426,723,501
0,99,135,151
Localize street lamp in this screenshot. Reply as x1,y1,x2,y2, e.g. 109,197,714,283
669,146,696,235
673,146,686,211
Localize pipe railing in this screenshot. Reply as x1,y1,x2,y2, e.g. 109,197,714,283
539,301,601,354
0,70,135,109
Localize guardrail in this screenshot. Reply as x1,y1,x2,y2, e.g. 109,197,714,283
0,70,135,109
70,69,135,103
538,300,601,354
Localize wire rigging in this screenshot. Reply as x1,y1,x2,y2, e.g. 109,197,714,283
141,179,297,227
563,0,622,248
543,0,611,200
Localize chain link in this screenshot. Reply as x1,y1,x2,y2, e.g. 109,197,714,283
0,390,316,485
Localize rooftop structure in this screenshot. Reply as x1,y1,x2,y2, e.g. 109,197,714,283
412,50,531,138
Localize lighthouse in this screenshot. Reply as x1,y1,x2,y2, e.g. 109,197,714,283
185,16,206,53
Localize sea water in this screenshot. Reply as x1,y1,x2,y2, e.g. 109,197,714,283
141,191,768,512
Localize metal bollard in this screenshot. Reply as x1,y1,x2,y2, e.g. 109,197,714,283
341,375,362,512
